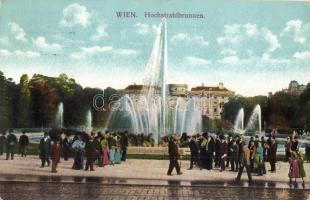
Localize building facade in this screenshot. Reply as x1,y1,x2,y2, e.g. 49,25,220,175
120,82,235,120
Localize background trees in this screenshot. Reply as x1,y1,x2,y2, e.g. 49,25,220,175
0,70,309,133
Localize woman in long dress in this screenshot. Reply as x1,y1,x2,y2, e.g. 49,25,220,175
71,135,85,170
109,135,116,165
289,152,300,185
101,135,110,166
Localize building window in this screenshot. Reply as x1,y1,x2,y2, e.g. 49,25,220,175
214,108,217,113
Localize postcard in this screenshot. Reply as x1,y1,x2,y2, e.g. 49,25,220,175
0,0,309,199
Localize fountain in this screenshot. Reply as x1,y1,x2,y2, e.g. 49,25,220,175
55,102,63,128
106,19,202,142
233,108,244,134
245,104,262,135
85,109,92,132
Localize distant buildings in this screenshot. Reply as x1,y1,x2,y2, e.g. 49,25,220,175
120,82,235,119
282,80,306,96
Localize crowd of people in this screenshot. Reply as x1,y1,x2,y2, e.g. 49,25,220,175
0,130,129,173
0,130,29,160
38,130,129,173
167,131,307,185
0,129,308,186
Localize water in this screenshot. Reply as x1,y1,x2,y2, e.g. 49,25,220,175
234,108,244,134
106,19,202,141
245,104,262,134
85,109,92,132
55,102,63,128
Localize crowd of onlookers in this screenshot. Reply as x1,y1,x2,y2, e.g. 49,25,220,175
0,130,130,173
38,130,129,173
0,129,309,185
166,131,308,186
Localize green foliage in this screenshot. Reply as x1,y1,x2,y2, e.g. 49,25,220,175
222,87,310,131
17,74,31,127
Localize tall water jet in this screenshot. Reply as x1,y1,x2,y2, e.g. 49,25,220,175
106,19,202,142
55,102,63,128
85,109,92,132
245,104,262,134
180,97,202,135
234,108,244,133
142,18,168,141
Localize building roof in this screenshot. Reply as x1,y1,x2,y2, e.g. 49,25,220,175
125,84,143,90
191,86,229,92
125,84,160,91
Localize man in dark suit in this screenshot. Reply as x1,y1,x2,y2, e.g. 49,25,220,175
226,135,234,170
187,135,199,170
19,131,29,157
39,132,51,167
61,133,70,161
120,131,129,161
167,135,182,176
85,135,98,171
235,138,252,184
6,131,18,160
268,137,277,172
219,135,228,172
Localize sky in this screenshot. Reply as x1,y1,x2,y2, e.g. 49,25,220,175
0,0,309,96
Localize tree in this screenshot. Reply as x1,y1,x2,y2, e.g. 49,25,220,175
30,76,59,127
17,74,31,127
0,71,10,129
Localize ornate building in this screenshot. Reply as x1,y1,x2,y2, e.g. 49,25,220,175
189,82,235,119
120,82,235,119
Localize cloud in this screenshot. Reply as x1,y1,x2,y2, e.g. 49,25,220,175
33,36,62,51
133,23,158,35
217,24,243,44
113,49,137,56
134,23,149,35
261,53,290,65
261,28,280,52
60,3,91,28
219,55,241,65
185,56,211,66
91,25,108,41
71,45,138,59
170,33,209,47
280,19,309,44
8,23,27,42
293,51,310,60
0,36,8,45
218,23,280,53
244,23,258,36
220,49,237,56
71,46,112,59
0,49,40,58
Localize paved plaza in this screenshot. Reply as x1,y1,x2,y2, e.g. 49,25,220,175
0,155,310,199
0,155,309,184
